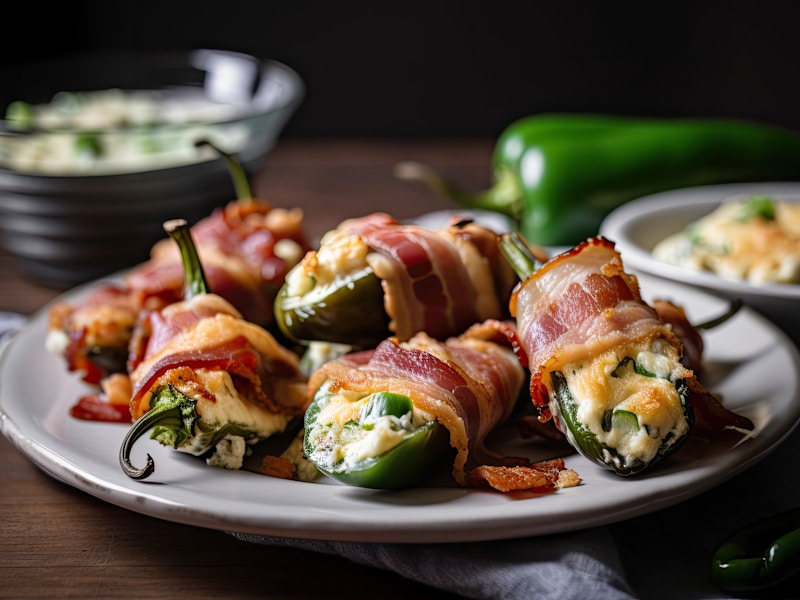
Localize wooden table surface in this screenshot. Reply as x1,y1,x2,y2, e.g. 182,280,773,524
0,139,491,599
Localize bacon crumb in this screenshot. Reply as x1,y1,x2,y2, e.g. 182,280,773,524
556,468,581,489
259,455,297,480
465,459,580,494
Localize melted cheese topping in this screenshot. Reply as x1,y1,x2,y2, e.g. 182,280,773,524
559,341,689,468
284,234,371,298
174,368,293,458
307,385,433,471
653,197,800,285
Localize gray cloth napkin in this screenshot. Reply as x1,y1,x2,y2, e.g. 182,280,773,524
233,426,800,600
231,527,636,600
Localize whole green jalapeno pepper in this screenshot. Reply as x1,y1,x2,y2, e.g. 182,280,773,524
711,506,800,595
396,114,800,246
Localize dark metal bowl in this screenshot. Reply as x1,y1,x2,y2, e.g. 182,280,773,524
0,49,304,288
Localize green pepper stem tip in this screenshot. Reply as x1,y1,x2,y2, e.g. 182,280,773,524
164,218,210,299
194,138,252,201
119,414,158,480
499,232,544,281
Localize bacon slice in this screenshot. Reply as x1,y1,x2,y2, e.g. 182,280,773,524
48,198,309,385
129,294,308,421
330,213,519,342
126,199,309,325
466,459,580,494
510,237,753,432
651,299,704,375
307,320,528,486
47,286,139,385
510,238,670,416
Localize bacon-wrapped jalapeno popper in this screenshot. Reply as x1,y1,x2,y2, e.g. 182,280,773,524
119,220,308,480
303,320,579,492
47,146,309,385
275,213,526,349
502,235,753,476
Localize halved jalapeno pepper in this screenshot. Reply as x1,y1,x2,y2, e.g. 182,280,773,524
275,266,391,349
551,362,693,476
303,388,450,489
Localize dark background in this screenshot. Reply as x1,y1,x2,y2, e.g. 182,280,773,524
3,1,800,139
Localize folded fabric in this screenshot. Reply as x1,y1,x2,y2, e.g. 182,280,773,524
231,527,637,600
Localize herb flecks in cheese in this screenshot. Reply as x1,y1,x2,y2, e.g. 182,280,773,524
653,196,800,285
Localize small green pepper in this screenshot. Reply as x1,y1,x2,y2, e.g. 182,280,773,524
711,506,800,595
396,114,800,246
303,386,450,489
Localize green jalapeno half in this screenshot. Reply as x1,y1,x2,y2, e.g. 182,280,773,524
550,358,693,476
304,386,450,489
500,232,694,476
275,265,391,349
119,383,264,479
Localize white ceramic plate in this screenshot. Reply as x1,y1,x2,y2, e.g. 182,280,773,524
1,275,799,543
599,182,800,340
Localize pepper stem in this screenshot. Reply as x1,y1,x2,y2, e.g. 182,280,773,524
118,404,181,479
394,160,523,220
499,232,545,281
163,219,209,299
119,386,197,480
195,139,252,201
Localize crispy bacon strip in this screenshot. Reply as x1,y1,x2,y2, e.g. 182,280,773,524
129,294,308,421
509,237,753,432
509,238,671,416
332,213,518,341
307,320,529,486
651,299,704,375
126,199,309,324
466,459,580,494
48,286,139,385
48,198,309,385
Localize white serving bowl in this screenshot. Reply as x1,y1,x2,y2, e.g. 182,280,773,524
599,182,800,343
0,49,304,288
